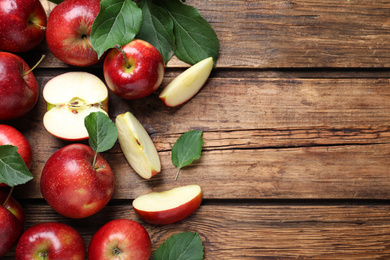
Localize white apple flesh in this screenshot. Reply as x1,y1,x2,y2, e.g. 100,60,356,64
159,57,214,107
116,112,161,179
132,185,203,225
43,72,109,141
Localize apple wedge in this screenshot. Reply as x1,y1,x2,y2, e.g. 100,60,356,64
116,111,161,179
159,57,214,107
132,185,202,225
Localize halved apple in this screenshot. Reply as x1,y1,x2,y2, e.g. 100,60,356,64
132,185,202,225
43,72,109,141
115,111,161,179
159,57,214,107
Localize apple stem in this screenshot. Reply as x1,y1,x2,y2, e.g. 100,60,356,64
2,186,14,207
30,21,46,31
92,151,98,168
174,169,181,181
22,54,45,77
83,36,94,51
115,44,131,69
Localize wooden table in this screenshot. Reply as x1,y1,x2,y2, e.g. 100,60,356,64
3,0,390,258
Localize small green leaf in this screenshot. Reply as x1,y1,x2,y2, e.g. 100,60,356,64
46,0,64,4
0,145,33,187
171,130,203,181
153,232,204,260
91,0,143,59
84,112,118,153
154,0,219,65
137,0,175,64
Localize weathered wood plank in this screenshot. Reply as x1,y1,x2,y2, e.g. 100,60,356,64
4,202,390,259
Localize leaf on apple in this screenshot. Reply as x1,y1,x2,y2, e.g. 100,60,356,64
90,0,143,59
0,145,33,187
172,130,203,181
153,232,204,260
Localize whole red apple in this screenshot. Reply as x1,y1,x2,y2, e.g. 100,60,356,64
103,39,165,99
40,143,115,218
0,0,47,53
15,222,86,260
0,189,25,257
46,0,101,66
0,52,39,120
88,219,151,260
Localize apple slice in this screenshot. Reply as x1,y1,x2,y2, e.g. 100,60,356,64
115,111,161,179
43,72,109,141
159,57,214,107
132,185,202,225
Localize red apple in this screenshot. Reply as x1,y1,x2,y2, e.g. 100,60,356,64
0,52,39,120
0,189,25,257
0,0,47,53
133,185,203,225
15,222,86,260
88,219,151,260
103,39,165,99
46,0,101,66
40,143,115,219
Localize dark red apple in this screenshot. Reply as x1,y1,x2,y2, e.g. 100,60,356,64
40,143,115,218
0,0,47,53
46,0,101,66
15,222,86,260
0,52,39,120
0,189,25,257
88,219,151,260
103,39,165,99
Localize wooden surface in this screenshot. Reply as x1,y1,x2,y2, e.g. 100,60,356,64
3,0,390,259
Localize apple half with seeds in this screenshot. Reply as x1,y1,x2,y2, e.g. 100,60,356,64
132,185,202,225
43,72,109,141
159,57,213,107
116,111,161,179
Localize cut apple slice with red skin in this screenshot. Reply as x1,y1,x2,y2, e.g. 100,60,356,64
133,185,202,225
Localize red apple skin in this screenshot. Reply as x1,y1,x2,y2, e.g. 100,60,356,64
88,219,151,260
46,0,101,67
15,222,86,260
0,189,25,257
0,52,39,120
0,0,47,53
134,191,202,225
40,143,115,219
103,39,165,99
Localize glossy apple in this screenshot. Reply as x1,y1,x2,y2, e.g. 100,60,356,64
0,52,39,120
0,189,25,257
159,57,213,107
88,219,151,260
103,39,165,99
42,72,109,141
133,185,202,225
115,111,161,179
46,0,101,66
0,0,47,53
15,222,86,260
40,143,115,218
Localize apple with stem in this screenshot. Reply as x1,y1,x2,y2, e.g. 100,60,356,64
133,185,202,225
0,0,47,53
40,143,115,218
88,219,151,260
42,72,109,141
15,222,86,260
46,0,102,66
0,189,25,257
115,111,161,179
0,52,43,120
103,39,165,99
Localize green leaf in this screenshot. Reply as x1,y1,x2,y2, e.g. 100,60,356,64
137,0,175,64
46,0,64,4
153,232,204,260
91,0,143,59
171,130,203,181
0,145,33,187
84,112,118,153
154,0,219,65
